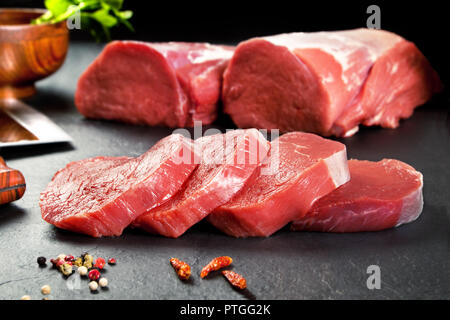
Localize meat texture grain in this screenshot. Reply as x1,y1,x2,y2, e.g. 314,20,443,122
75,41,234,127
223,29,441,137
40,134,198,237
133,129,270,238
291,159,424,232
208,132,350,237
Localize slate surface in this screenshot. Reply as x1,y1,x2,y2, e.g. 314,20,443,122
0,42,449,300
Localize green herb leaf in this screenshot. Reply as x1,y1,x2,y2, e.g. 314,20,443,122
32,0,134,42
115,10,132,20
90,8,118,28
102,0,124,10
44,0,74,16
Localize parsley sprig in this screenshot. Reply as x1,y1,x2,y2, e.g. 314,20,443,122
32,0,134,42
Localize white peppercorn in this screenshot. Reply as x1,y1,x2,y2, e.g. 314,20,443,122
89,281,98,291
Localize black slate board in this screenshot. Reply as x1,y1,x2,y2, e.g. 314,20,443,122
0,43,449,300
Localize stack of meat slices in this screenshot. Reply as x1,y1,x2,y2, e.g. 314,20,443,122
40,130,424,238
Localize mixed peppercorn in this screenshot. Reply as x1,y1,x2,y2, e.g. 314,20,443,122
49,253,112,291
21,252,116,299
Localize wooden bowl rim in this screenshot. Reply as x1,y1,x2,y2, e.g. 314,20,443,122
0,8,65,30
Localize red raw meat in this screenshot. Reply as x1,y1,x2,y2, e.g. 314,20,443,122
132,129,270,238
40,134,198,237
223,29,441,137
75,41,234,127
207,132,350,237
291,159,423,232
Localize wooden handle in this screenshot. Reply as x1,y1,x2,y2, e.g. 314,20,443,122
0,156,26,205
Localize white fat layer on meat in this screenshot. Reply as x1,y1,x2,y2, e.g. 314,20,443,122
342,126,359,137
186,44,234,64
321,73,335,84
396,173,424,227
391,62,399,74
366,111,384,124
147,42,233,67
324,148,350,188
262,29,402,88
176,85,188,124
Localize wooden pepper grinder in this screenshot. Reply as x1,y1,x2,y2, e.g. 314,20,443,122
0,156,26,205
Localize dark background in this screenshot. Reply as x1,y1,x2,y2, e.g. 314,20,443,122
0,0,448,300
2,0,449,85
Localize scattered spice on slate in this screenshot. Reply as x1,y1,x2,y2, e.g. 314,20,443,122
60,263,73,276
88,269,101,281
89,281,99,291
83,254,94,269
37,256,46,266
98,277,108,288
37,252,115,295
50,258,58,267
41,285,51,295
222,270,247,290
56,259,65,268
94,257,106,270
73,257,83,267
200,256,233,278
78,266,88,276
170,258,191,280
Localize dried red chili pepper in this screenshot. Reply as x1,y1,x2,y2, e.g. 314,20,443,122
200,256,233,278
222,270,247,290
170,258,191,280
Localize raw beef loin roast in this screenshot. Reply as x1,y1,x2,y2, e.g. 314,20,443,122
75,41,234,127
223,29,441,137
291,159,424,232
40,134,198,237
207,132,350,237
133,129,270,238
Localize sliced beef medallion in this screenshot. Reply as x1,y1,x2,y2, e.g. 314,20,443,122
132,129,270,238
40,134,198,237
223,29,441,137
291,159,424,232
207,132,350,237
75,41,234,128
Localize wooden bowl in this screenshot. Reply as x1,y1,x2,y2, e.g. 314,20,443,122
0,8,69,98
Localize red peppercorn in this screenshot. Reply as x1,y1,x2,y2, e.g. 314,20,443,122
108,258,116,265
88,269,101,281
64,255,74,262
94,258,106,270
56,259,65,267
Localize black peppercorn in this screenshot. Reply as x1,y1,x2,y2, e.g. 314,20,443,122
37,256,47,266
